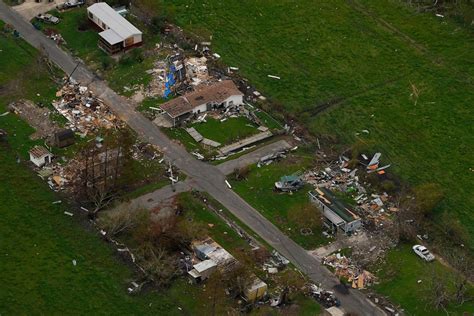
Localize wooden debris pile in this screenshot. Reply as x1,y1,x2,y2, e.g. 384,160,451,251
323,253,375,289
52,82,123,135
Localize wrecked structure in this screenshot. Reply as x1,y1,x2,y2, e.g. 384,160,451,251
309,188,362,234
160,80,244,126
52,82,122,135
188,237,268,301
322,253,375,289
274,173,304,192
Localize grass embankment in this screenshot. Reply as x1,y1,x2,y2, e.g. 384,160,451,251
150,0,474,244
372,245,474,315
230,156,328,250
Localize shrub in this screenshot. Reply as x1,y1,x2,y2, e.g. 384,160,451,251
101,56,114,70
412,183,444,217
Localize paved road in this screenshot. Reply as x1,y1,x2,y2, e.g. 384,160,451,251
0,4,384,314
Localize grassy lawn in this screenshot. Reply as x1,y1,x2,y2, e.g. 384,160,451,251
372,244,474,315
151,0,474,244
230,158,328,250
35,8,156,96
193,116,258,145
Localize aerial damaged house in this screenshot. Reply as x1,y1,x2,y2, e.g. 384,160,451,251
309,188,361,234
160,80,244,126
87,3,142,54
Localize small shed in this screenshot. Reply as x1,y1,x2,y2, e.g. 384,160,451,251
54,129,75,148
29,146,53,167
244,277,268,302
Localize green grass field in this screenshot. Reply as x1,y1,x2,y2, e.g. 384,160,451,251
193,116,258,144
372,245,474,315
152,0,474,243
230,157,328,249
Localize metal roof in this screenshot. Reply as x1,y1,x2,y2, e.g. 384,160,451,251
313,188,359,223
29,146,52,159
87,3,141,41
99,29,123,45
193,259,217,273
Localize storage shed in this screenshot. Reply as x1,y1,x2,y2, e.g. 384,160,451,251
29,146,53,167
87,3,142,54
244,277,268,302
54,129,75,148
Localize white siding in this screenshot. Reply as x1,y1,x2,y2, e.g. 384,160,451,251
192,103,207,114
30,153,51,167
223,94,243,107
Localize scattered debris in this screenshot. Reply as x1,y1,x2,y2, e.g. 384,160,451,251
274,172,303,192
323,253,375,289
52,81,123,135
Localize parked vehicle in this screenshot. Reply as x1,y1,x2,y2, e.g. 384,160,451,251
57,0,85,10
412,245,435,262
36,14,60,24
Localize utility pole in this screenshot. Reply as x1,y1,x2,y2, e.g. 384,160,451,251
67,61,81,82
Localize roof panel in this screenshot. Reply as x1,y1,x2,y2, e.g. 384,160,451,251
99,29,122,45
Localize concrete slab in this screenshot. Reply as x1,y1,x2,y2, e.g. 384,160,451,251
217,139,291,175
219,130,272,155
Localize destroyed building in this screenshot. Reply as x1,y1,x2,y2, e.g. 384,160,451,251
188,237,267,301
309,188,362,234
160,80,244,126
274,174,303,192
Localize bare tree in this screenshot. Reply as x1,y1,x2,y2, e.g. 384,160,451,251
425,266,451,312
135,242,180,288
97,206,146,237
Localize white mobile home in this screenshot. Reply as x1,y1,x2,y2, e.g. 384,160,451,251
87,3,142,54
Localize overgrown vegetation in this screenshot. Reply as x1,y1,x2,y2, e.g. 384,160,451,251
147,0,474,247
372,244,474,315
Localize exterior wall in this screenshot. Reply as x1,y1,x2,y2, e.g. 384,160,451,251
192,103,207,114
30,154,51,167
87,11,106,31
223,94,243,107
344,218,362,232
191,94,243,114
132,34,142,45
245,282,268,302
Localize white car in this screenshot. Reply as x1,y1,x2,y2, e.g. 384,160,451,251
412,245,435,262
